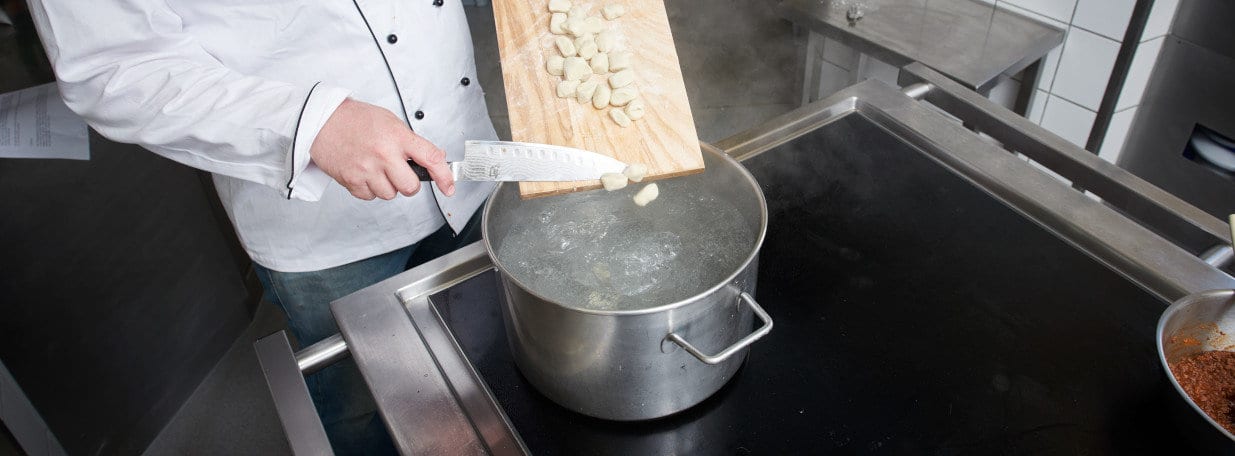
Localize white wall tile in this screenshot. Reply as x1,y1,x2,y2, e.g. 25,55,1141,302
1051,27,1120,111
1115,36,1164,111
1073,0,1135,41
1099,107,1137,163
1036,45,1064,91
1028,89,1050,124
1000,0,1079,23
1142,0,1179,40
1040,95,1097,147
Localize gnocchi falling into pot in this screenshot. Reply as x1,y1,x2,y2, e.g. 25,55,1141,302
600,164,657,206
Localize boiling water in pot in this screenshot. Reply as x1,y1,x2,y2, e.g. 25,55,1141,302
496,178,756,311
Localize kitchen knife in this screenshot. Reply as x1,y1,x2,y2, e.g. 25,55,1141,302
407,140,628,182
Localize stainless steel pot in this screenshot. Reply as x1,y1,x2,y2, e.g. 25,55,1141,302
482,146,771,421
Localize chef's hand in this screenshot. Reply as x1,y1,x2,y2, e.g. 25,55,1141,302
309,99,455,200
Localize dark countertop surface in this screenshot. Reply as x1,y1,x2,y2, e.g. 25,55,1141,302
433,114,1198,454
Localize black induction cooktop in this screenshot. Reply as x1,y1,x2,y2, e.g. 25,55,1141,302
431,115,1198,455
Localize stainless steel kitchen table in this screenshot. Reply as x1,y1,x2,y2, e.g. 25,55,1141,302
255,243,527,456
781,0,1064,115
256,66,1234,454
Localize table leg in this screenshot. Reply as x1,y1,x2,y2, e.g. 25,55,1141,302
850,52,868,86
255,332,334,456
800,31,823,105
1012,59,1043,117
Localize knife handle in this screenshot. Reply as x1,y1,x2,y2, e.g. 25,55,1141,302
407,160,432,181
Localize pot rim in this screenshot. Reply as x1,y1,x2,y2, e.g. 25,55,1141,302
481,147,768,316
1156,288,1235,442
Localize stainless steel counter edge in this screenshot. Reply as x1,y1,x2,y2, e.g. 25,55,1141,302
293,243,497,376
721,77,1234,302
257,241,528,455
898,62,1233,254
410,297,528,455
330,273,486,455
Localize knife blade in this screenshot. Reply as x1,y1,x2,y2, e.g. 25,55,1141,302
407,140,627,182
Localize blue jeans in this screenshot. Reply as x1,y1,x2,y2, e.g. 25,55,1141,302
254,210,483,455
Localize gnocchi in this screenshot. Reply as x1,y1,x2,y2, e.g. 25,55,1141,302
622,163,647,182
609,108,632,127
608,52,632,71
564,17,588,37
608,69,634,88
590,52,609,74
554,36,576,57
632,183,659,206
592,83,612,109
556,79,580,98
600,172,628,190
625,99,645,120
549,13,568,34
602,3,626,20
596,30,617,53
575,35,598,59
543,0,647,127
563,56,590,81
546,55,565,76
610,86,637,106
576,80,599,104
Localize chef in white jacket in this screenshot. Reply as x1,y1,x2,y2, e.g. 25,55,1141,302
27,0,498,453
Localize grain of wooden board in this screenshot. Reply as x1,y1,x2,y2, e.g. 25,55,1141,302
492,0,703,198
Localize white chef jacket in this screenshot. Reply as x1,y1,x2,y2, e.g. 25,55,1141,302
27,0,498,272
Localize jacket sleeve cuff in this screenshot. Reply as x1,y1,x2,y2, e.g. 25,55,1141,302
286,83,351,201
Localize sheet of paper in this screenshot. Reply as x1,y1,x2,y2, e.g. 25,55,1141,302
0,83,89,160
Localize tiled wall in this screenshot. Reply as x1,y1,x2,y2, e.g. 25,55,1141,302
982,0,1179,164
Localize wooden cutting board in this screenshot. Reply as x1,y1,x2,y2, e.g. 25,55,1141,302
492,0,703,198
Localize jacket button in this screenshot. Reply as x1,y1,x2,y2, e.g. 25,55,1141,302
460,77,471,86
414,110,425,120
432,0,443,6
386,34,398,44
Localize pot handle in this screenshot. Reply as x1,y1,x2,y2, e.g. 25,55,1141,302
666,292,773,365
